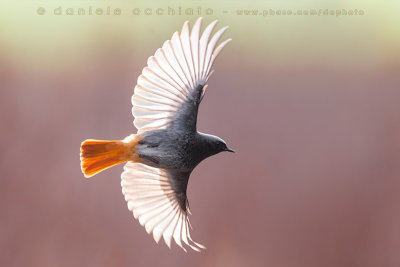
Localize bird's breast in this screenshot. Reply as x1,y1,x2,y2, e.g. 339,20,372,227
135,129,201,171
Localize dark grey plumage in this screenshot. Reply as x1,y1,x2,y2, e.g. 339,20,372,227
136,84,233,211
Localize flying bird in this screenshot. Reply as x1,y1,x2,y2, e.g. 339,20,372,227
80,17,233,251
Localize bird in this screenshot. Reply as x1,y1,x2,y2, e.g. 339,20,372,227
80,17,233,252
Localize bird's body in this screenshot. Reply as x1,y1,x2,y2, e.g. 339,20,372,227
80,18,232,251
136,84,229,172
138,130,216,171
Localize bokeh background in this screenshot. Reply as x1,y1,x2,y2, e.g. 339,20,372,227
1,0,400,266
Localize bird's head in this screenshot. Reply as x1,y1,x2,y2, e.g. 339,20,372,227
199,133,235,156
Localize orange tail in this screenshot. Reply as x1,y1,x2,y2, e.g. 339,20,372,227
80,135,139,178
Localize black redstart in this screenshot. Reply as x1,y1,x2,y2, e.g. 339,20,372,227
80,17,233,251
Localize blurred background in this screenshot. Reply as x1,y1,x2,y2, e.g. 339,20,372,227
1,0,400,266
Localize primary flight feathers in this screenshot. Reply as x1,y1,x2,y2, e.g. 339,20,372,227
80,17,231,252
132,17,231,134
121,162,205,252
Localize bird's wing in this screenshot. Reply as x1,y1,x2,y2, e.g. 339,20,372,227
132,17,231,134
121,162,204,251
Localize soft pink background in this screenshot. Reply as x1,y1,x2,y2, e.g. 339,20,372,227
1,5,400,267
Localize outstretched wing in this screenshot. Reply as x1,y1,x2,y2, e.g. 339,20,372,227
131,17,231,134
121,162,205,251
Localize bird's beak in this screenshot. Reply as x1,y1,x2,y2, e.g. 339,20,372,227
225,147,235,153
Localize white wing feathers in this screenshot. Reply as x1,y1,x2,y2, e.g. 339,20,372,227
121,162,205,251
124,18,231,251
131,17,231,134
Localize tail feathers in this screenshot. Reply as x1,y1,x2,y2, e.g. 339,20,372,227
80,135,138,178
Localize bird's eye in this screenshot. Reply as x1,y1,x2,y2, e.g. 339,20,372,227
216,141,225,148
